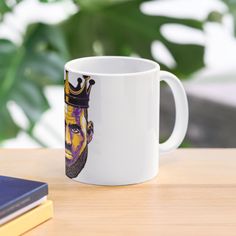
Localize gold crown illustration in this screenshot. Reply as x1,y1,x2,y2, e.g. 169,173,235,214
64,70,95,108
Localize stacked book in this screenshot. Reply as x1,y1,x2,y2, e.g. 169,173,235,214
0,176,53,235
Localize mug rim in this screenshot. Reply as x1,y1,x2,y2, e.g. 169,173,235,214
65,56,160,77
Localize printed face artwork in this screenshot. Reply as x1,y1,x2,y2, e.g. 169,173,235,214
64,71,95,178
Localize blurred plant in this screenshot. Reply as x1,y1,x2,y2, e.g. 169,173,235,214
0,0,205,145
207,0,236,34
0,25,68,144
222,0,236,34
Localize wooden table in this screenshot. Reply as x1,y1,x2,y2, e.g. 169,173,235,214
0,149,236,236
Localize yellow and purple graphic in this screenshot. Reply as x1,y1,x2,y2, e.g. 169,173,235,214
64,71,95,178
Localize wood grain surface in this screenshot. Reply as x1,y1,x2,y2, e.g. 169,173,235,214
0,149,236,236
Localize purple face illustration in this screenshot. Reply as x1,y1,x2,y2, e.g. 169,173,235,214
64,71,95,178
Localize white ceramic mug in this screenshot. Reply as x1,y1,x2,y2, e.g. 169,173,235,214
64,56,188,185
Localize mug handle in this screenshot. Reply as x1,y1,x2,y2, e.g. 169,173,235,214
159,71,189,154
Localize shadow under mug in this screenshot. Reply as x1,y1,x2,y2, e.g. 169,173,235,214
64,56,188,185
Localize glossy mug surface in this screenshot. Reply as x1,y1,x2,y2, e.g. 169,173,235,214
64,56,188,185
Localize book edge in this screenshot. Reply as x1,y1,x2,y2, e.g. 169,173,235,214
0,200,53,236
0,196,47,225
0,182,48,219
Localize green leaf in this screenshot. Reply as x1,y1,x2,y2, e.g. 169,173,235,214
0,0,21,17
207,11,224,23
0,24,68,142
0,1,12,16
61,0,205,78
0,105,20,142
11,81,50,124
75,0,132,10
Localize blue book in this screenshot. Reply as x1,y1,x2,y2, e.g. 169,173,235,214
0,176,48,222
